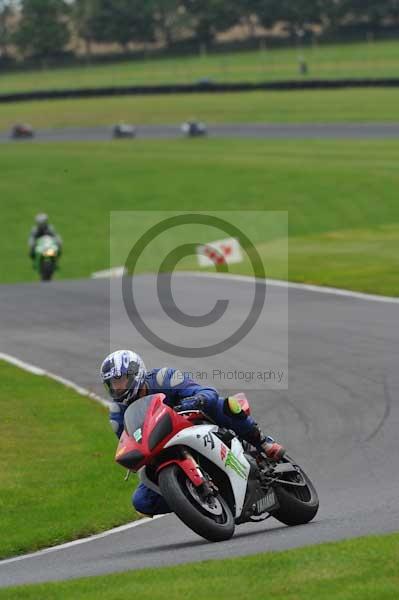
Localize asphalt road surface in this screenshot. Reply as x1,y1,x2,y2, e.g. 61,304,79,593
3,123,399,143
0,274,398,586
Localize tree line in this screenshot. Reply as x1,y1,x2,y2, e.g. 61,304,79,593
1,0,399,61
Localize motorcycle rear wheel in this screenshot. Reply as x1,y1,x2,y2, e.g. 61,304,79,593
159,464,235,542
272,459,319,526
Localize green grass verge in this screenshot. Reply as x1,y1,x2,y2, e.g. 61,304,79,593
1,88,399,130
2,40,399,93
0,361,137,559
1,138,399,295
2,532,399,599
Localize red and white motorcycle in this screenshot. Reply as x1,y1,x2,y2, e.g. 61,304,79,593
115,393,319,542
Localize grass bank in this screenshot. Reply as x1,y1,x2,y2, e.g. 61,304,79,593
0,361,137,559
1,139,398,295
2,40,399,94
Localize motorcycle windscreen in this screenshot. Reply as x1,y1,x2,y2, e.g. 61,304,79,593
124,394,158,439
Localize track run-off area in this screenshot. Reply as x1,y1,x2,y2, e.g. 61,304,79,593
0,274,398,586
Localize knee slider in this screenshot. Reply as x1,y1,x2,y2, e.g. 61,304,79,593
223,396,246,420
110,419,120,434
109,402,123,435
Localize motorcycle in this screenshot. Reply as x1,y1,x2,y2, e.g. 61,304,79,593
181,121,207,137
115,392,319,542
33,235,60,281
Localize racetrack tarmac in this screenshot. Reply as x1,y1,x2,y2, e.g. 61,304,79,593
0,274,398,586
3,122,399,142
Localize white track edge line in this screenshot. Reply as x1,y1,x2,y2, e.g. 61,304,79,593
0,353,110,408
176,271,399,304
90,267,399,304
0,516,164,566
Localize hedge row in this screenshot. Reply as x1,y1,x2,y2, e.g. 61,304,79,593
2,78,399,103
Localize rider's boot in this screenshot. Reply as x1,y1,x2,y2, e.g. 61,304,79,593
259,436,286,461
246,426,286,461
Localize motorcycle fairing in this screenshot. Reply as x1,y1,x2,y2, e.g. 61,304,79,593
164,425,250,518
115,393,193,471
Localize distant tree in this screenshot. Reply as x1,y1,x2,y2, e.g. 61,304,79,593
320,0,399,32
89,0,155,50
71,0,99,57
14,0,70,59
151,0,190,47
258,0,323,36
255,0,283,30
349,0,391,32
386,0,399,23
319,0,347,31
234,0,263,38
0,0,13,59
183,0,241,44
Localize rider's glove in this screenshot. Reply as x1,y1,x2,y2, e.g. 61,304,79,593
174,395,206,413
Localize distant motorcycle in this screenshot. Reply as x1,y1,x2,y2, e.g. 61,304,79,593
11,124,34,139
115,392,319,542
33,235,60,281
181,121,207,137
113,123,136,139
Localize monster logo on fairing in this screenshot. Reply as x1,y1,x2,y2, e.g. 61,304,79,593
225,450,247,479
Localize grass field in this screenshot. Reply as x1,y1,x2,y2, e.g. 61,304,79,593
1,88,399,131
0,361,138,559
1,138,398,295
2,532,398,599
2,40,399,94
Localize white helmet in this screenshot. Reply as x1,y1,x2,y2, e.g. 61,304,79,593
35,213,48,227
100,350,146,404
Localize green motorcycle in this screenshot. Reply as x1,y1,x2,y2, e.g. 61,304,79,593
33,235,60,281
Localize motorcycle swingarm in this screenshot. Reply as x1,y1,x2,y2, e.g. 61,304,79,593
269,463,307,487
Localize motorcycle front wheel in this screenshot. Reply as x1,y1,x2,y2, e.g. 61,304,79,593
40,259,55,281
159,464,235,542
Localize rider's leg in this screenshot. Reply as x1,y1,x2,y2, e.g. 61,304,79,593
206,397,285,460
132,483,172,517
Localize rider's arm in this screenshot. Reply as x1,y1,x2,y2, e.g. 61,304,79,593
153,368,218,408
109,401,126,438
48,225,63,249
153,368,268,448
28,227,37,255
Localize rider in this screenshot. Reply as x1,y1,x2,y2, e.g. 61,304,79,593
101,349,285,517
28,213,62,259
